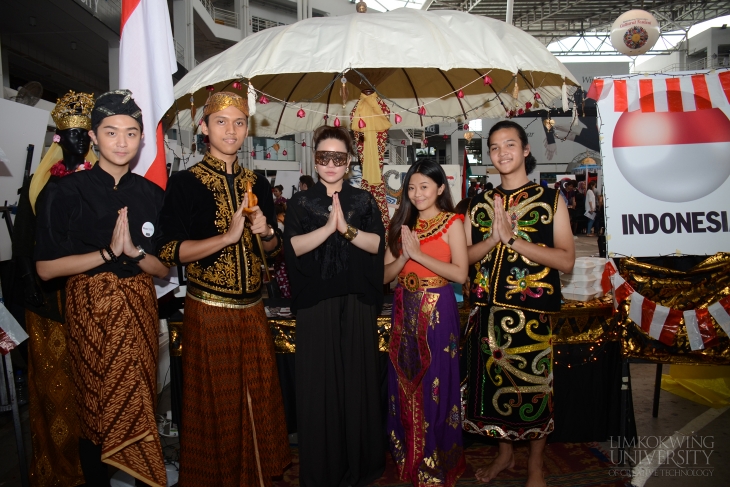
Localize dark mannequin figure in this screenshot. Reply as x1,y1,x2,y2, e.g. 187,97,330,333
11,90,94,487
58,127,92,172
15,127,92,307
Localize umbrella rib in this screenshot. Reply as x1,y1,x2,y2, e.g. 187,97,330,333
474,69,509,115
324,73,339,121
437,69,467,121
276,73,308,135
400,68,422,126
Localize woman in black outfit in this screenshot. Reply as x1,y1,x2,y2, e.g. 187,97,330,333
284,126,386,487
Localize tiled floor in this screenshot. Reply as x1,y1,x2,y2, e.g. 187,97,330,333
2,235,728,486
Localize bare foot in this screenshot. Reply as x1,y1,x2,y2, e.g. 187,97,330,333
475,451,515,483
525,468,546,487
525,453,546,487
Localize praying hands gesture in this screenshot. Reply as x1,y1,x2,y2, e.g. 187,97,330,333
400,226,422,262
491,195,516,245
324,193,348,235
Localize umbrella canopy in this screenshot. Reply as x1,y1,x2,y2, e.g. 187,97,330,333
170,8,578,137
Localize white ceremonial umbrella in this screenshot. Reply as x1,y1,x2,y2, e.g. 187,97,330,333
170,8,578,137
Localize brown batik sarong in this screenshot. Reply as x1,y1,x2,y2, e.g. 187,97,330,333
66,272,166,487
178,297,290,487
26,310,85,487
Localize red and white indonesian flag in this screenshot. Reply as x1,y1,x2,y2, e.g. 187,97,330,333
120,0,177,190
588,70,730,203
628,292,682,346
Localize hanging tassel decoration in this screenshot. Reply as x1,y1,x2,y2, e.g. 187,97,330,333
562,81,569,112
297,108,306,118
334,117,341,127
394,114,402,124
417,105,426,116
340,76,349,109
358,118,366,129
463,123,469,130
232,81,242,90
512,78,520,99
483,75,493,85
259,94,270,105
457,90,464,99
248,82,257,116
190,95,196,131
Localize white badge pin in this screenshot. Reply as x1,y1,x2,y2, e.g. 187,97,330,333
142,222,155,237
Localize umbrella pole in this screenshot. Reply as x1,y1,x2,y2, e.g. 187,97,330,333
506,0,515,24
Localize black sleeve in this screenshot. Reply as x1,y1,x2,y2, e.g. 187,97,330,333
34,181,77,262
155,172,195,267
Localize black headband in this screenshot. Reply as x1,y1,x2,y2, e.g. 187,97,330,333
91,89,143,132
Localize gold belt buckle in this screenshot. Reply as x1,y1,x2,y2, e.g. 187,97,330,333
403,272,420,292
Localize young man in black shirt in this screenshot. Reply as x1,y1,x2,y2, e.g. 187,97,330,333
35,90,168,487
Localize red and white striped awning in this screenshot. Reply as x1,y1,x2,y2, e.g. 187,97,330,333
587,69,730,112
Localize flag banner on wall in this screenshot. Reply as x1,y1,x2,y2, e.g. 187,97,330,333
591,70,730,257
120,0,177,189
603,259,730,351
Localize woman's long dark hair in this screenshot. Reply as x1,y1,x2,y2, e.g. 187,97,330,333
487,120,537,174
387,159,455,258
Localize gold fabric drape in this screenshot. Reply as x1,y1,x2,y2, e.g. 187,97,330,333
617,253,730,364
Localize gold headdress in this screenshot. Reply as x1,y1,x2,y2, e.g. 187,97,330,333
51,91,94,130
30,91,97,212
203,91,249,118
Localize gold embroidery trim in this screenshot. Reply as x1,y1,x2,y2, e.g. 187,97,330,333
186,285,262,309
158,241,179,267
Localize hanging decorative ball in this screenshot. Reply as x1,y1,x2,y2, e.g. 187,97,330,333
265,153,271,159
418,106,426,116
259,95,270,104
443,134,449,140
358,118,366,129
508,110,516,118
401,140,406,145
457,90,464,99
282,150,287,156
394,114,402,124
301,141,307,147
334,117,341,127
543,118,555,131
464,132,474,142
518,108,525,115
250,150,256,157
206,85,215,91
610,9,660,56
296,108,306,118
356,0,367,13
534,93,541,100
525,102,533,110
483,75,493,86
272,143,281,153
232,81,242,90
423,138,428,146
463,123,469,130
323,115,329,120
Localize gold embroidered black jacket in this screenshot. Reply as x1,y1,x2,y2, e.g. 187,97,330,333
155,153,281,303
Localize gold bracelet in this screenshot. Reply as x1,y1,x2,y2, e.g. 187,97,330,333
341,225,359,241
